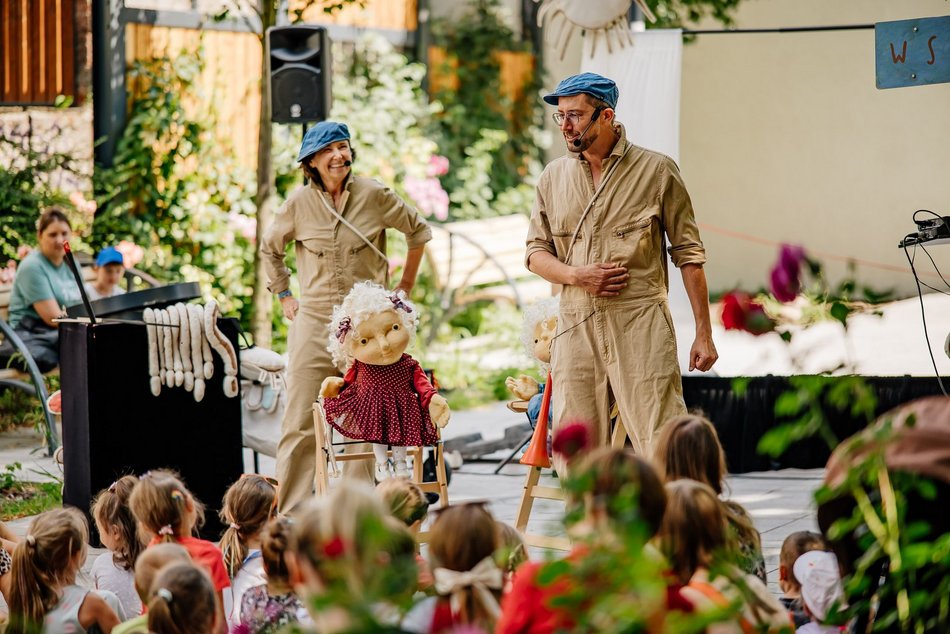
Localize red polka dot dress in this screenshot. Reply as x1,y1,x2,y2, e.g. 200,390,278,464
323,353,440,446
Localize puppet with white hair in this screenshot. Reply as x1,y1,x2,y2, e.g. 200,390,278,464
320,281,450,481
506,296,559,427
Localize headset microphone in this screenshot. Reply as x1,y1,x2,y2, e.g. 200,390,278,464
343,160,352,167
572,107,603,148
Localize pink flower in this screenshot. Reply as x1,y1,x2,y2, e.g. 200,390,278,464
115,240,144,268
69,191,85,207
388,256,405,277
769,244,805,303
227,212,257,241
405,176,449,220
15,245,33,260
427,155,450,177
721,291,775,336
69,191,97,216
552,421,591,461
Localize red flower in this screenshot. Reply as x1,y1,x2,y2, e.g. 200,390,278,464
552,422,591,460
322,536,346,559
769,244,805,303
721,291,775,336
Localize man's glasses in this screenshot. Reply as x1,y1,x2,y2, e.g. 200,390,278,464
552,110,597,126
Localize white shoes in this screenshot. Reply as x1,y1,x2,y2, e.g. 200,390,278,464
375,461,393,482
393,459,410,478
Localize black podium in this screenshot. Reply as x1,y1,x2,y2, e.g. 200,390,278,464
60,318,244,541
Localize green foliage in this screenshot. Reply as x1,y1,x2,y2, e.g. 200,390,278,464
0,463,21,491
0,481,62,521
430,0,548,219
647,0,743,30
93,49,257,323
0,119,91,260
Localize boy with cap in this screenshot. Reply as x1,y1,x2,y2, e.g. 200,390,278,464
525,72,718,458
86,246,127,301
793,550,845,633
260,120,432,513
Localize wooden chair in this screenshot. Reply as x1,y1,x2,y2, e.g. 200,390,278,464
312,402,450,509
515,403,630,551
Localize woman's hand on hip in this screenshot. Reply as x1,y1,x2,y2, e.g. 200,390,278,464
280,296,299,321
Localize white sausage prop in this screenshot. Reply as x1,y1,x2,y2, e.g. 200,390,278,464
176,303,194,392
168,306,184,387
204,301,239,398
144,301,240,400
145,308,162,397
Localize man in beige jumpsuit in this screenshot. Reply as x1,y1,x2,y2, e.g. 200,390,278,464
261,122,431,513
526,73,718,457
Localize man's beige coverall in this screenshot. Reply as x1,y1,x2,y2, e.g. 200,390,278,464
261,176,431,513
525,124,706,456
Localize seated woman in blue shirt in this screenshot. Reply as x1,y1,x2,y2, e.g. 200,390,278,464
4,208,83,372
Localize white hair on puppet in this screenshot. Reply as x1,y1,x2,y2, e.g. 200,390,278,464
520,296,560,372
327,281,419,370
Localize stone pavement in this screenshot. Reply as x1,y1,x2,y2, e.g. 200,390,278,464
0,401,823,595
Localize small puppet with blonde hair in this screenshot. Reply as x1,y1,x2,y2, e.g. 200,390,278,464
321,281,450,482
505,296,558,426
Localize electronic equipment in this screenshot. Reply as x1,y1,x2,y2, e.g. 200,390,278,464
899,214,950,248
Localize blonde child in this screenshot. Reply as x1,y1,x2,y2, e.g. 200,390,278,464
659,479,793,633
375,477,432,591
236,517,311,633
218,474,278,629
129,469,229,634
91,475,145,620
494,521,527,591
779,531,827,628
112,543,193,634
286,480,418,632
8,507,121,634
403,503,504,634
147,562,218,634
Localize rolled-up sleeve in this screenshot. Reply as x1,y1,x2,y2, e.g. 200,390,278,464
377,186,432,249
659,157,706,268
260,199,297,294
525,179,557,267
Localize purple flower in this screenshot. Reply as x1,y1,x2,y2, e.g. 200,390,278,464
769,244,805,303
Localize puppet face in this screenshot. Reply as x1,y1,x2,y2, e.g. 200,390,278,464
345,309,411,366
533,316,557,364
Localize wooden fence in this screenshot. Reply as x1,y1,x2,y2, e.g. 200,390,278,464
1,0,78,105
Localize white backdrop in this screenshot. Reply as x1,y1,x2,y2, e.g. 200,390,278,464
581,30,705,374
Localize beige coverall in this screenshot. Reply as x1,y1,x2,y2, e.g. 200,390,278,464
261,176,432,513
525,124,706,456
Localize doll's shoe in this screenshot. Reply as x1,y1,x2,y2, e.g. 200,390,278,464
375,461,393,482
393,460,410,478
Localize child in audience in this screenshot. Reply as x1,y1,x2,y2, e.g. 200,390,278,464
91,475,145,620
654,413,768,582
147,562,218,634
659,479,793,633
497,447,681,633
219,474,278,629
86,246,127,301
113,543,193,634
793,550,845,634
494,521,527,591
403,503,504,634
129,469,229,633
236,517,311,633
376,477,433,590
7,507,121,634
780,531,827,628
286,480,418,632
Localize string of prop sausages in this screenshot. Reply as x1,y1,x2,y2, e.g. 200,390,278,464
144,301,239,401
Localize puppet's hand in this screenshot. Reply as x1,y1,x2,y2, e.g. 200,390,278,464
320,376,345,399
429,394,451,428
505,375,540,401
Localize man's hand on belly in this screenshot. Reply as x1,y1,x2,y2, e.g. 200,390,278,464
571,262,629,297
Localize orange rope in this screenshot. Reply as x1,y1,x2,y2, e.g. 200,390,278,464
698,222,945,280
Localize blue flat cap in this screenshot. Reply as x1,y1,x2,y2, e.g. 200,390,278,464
543,73,618,109
297,121,350,162
95,246,124,267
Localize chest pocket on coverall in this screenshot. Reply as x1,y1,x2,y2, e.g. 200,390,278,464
609,215,654,271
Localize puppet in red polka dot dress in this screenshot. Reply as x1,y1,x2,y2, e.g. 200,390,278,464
320,281,451,481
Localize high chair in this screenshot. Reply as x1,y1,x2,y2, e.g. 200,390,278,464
515,402,630,551
312,402,449,508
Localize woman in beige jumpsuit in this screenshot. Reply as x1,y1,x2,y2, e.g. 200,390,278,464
261,122,431,513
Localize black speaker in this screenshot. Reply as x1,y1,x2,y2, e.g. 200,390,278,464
267,25,332,123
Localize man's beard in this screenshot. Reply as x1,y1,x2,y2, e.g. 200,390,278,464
566,130,596,154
